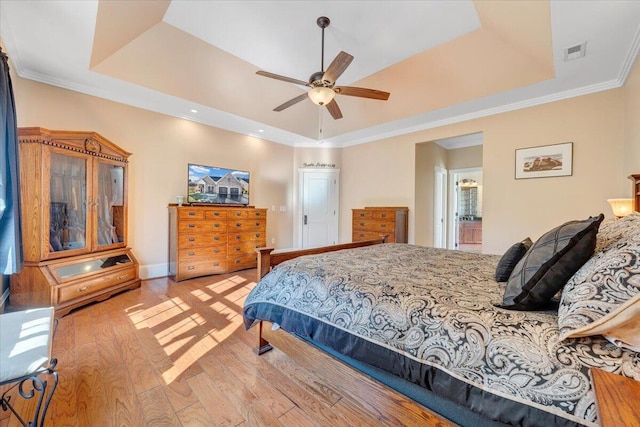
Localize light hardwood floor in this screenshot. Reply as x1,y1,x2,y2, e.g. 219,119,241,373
1,270,454,427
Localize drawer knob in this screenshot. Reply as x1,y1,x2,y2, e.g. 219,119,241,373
188,224,195,228
235,248,241,252
188,212,196,216
235,235,241,240
235,259,241,264
255,222,260,226
117,274,128,280
79,285,90,292
214,212,219,216
381,224,387,227
188,237,195,242
188,251,195,256
360,222,365,226
188,266,195,270
213,262,219,266
255,234,260,238
213,249,219,254
359,213,365,217
214,224,220,228
359,233,365,237
214,237,220,241
381,213,387,218
236,223,241,227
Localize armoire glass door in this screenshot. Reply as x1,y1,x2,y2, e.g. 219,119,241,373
96,160,126,248
49,151,88,253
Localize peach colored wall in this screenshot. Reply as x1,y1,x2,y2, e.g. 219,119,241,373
341,89,625,254
12,77,295,278
624,53,640,180
447,144,483,170
414,142,447,246
341,134,417,242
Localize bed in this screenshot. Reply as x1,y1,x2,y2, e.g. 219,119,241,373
243,213,640,427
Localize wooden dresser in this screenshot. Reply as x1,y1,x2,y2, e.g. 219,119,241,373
352,207,408,243
631,174,640,212
168,206,267,281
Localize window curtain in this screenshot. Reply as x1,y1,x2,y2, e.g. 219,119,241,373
0,46,23,275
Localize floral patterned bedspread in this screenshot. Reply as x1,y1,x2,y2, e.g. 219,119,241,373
243,244,640,427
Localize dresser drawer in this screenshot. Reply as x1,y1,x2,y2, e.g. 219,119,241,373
178,220,227,233
228,219,266,232
353,220,394,233
204,210,226,220
178,233,227,248
352,210,372,219
229,240,266,256
178,259,227,280
228,254,258,271
371,211,395,220
352,231,393,242
57,266,137,303
178,245,227,262
178,209,205,220
228,230,266,244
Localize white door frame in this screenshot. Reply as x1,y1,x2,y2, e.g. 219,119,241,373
448,167,482,249
433,166,447,248
297,168,340,249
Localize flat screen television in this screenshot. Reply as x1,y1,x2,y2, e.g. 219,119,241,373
187,163,250,206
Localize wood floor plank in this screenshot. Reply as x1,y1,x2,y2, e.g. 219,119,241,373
186,372,244,426
138,386,181,427
102,364,145,427
113,324,160,395
225,342,349,427
175,401,215,427
156,364,199,413
75,341,111,427
197,353,285,426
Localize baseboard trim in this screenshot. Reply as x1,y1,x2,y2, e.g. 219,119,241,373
0,288,9,313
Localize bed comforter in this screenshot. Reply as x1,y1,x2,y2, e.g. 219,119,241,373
243,244,640,427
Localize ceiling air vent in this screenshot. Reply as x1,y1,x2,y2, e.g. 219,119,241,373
564,42,587,61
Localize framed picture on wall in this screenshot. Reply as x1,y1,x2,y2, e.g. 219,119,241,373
515,142,573,179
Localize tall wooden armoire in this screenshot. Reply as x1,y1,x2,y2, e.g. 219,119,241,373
10,128,140,316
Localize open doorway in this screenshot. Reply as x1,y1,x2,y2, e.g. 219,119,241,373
448,168,483,252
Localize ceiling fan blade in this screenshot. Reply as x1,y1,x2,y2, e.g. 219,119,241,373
256,70,309,87
334,86,390,101
322,51,354,84
273,92,309,112
325,98,343,120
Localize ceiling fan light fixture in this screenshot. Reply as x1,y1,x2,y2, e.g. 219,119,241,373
308,86,335,106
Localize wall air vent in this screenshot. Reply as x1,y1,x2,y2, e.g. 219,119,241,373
564,42,587,61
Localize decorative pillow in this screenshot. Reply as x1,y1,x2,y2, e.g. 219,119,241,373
499,214,604,311
495,238,533,282
595,211,640,253
558,231,640,351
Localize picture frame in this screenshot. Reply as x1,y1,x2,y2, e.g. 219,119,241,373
515,142,573,179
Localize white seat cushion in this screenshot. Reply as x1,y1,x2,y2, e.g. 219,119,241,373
0,308,54,383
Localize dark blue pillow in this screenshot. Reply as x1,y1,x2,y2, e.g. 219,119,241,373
499,214,604,311
495,238,533,282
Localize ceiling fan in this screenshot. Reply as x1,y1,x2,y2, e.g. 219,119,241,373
256,16,390,120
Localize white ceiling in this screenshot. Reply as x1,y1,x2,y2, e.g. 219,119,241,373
1,1,639,148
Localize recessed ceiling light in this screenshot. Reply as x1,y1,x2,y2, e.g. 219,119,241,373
258,129,264,133
190,109,198,113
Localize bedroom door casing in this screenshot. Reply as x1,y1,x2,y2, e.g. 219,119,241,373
299,169,340,249
434,166,447,248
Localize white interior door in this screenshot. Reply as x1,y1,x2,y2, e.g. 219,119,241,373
433,166,447,248
300,169,339,249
